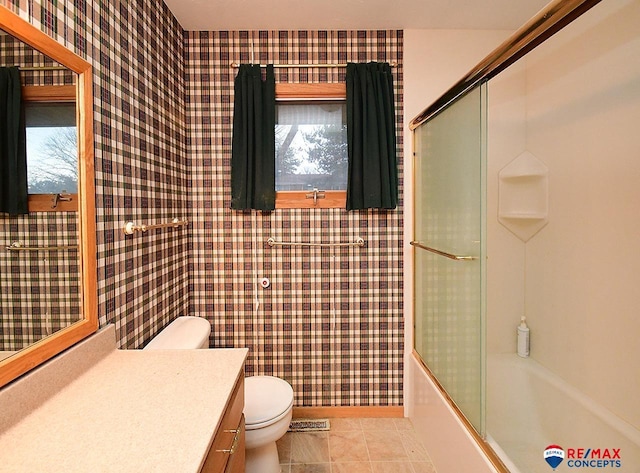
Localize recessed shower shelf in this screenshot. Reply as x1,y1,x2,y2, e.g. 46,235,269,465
499,212,547,220
499,172,547,180
498,151,549,242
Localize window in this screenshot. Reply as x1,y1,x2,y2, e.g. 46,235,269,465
23,85,77,212
275,83,347,209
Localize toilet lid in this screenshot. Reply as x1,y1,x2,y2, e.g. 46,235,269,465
244,376,294,427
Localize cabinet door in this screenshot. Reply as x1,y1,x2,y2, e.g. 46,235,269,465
224,415,245,473
201,375,245,473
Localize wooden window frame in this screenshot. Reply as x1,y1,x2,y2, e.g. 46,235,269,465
23,85,78,212
275,83,347,209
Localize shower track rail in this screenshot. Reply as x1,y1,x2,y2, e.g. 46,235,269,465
410,241,477,261
409,0,602,129
267,237,365,248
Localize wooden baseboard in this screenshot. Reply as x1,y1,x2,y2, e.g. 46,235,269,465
292,406,403,419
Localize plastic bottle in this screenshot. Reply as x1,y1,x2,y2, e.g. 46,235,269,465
517,316,530,358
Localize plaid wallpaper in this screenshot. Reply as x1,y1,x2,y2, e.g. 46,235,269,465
0,213,80,350
1,0,189,350
185,30,404,406
0,30,75,85
1,1,404,406
89,0,189,349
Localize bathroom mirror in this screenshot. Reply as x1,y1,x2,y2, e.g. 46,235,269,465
0,5,96,387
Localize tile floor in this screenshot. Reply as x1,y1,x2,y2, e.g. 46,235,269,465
277,417,438,473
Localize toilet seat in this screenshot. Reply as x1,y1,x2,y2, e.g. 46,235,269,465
244,376,294,430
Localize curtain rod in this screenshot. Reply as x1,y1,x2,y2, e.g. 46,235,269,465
230,61,397,69
1,65,66,71
409,0,602,130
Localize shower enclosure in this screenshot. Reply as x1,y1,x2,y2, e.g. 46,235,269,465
412,84,487,435
410,1,640,471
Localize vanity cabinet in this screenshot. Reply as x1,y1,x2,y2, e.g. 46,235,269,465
0,327,249,472
201,374,245,473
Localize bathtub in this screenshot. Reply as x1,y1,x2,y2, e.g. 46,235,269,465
487,354,640,473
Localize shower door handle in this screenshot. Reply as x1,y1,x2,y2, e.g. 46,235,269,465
410,241,478,261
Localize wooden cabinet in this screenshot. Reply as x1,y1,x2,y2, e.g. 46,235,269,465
201,374,245,473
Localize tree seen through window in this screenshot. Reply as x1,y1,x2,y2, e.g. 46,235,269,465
275,101,347,191
25,102,78,194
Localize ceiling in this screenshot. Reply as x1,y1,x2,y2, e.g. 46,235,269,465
163,0,552,31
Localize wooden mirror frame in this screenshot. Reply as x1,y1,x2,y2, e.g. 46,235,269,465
0,5,97,387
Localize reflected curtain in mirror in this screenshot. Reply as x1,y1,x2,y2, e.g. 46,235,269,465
346,62,398,210
231,64,276,211
0,66,28,215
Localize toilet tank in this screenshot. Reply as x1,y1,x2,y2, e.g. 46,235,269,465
143,316,211,350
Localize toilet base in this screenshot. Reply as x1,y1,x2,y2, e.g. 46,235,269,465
245,441,281,473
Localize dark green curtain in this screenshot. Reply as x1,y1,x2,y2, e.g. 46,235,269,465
346,62,398,210
0,66,28,216
231,64,276,211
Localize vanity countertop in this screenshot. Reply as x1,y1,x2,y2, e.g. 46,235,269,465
0,326,248,473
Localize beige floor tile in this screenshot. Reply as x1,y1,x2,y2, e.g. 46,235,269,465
393,417,415,431
411,461,437,472
290,431,330,464
277,432,293,464
399,430,431,462
359,417,399,431
276,418,438,473
329,430,369,462
371,461,415,473
332,461,374,473
328,417,362,431
365,430,408,461
290,463,331,473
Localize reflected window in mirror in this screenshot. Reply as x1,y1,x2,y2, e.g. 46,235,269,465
2,27,78,212
26,103,77,194
22,86,78,212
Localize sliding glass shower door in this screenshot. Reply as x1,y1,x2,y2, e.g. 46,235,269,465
413,84,487,435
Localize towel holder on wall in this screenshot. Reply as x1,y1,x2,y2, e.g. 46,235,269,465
5,241,78,252
123,218,189,235
267,237,365,248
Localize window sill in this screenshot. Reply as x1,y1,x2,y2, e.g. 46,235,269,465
28,194,78,212
275,190,346,209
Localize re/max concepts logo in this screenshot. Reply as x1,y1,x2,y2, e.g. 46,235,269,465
544,445,622,469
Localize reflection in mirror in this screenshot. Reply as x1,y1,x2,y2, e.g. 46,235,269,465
0,5,96,387
26,102,78,194
0,28,81,360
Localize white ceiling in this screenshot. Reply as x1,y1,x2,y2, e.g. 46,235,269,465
163,0,551,31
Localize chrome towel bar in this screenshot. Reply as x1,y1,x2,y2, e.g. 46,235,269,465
5,242,78,252
267,237,365,248
123,218,189,235
410,241,477,261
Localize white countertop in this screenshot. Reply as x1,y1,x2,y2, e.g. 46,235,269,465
0,326,248,473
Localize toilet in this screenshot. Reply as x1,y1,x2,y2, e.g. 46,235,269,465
143,316,211,349
243,375,294,473
144,316,294,473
